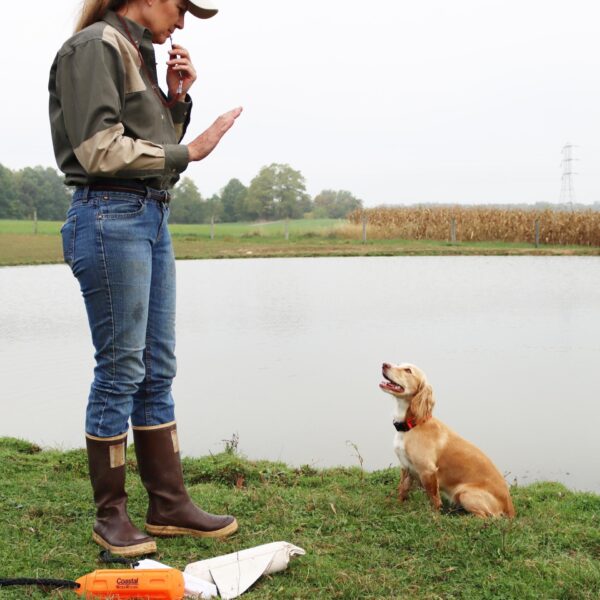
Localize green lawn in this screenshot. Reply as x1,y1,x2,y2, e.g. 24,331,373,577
0,219,64,235
0,218,343,237
170,218,343,238
0,437,599,599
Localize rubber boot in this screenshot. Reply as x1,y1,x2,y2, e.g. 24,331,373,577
132,422,238,538
86,433,157,556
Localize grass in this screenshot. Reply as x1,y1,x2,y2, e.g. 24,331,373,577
169,218,342,238
0,437,599,599
0,219,342,237
1,219,599,266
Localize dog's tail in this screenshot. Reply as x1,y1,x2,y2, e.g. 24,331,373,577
455,486,515,518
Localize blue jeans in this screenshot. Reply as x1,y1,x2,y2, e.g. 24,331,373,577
61,188,177,437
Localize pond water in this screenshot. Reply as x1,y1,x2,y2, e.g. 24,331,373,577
1,256,599,492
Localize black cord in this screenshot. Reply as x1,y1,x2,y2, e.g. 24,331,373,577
0,551,145,590
98,549,140,567
0,578,79,589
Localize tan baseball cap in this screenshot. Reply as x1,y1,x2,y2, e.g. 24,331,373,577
188,0,218,19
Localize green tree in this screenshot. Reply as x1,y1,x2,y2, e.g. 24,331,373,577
244,165,275,220
245,163,311,221
0,164,18,218
313,189,363,218
220,178,247,222
14,166,71,220
169,177,206,223
205,194,223,223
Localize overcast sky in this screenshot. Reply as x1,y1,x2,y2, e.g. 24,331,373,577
2,0,599,206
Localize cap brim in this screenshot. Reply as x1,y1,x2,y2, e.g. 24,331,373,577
188,0,218,19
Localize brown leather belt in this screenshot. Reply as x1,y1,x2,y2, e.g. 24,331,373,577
84,183,171,203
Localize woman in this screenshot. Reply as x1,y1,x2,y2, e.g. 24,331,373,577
49,0,242,556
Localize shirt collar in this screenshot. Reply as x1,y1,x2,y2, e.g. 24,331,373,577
103,10,153,48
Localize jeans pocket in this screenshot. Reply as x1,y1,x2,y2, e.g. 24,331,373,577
101,195,146,220
60,215,77,267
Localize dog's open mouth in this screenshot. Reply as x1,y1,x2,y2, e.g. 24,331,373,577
380,373,405,393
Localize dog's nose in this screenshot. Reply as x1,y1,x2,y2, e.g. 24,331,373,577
382,363,391,370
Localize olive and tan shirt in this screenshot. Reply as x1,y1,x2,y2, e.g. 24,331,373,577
49,11,191,189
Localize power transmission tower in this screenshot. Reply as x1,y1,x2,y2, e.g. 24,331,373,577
559,143,577,209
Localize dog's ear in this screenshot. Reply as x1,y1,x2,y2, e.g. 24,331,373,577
411,380,435,422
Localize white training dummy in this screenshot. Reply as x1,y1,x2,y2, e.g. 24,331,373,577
185,541,306,599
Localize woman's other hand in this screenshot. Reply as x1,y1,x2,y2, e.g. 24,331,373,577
166,44,197,99
187,107,243,162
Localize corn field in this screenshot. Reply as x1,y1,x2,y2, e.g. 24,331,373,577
347,206,600,246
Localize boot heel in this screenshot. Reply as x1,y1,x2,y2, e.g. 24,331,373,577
92,531,157,556
146,519,239,538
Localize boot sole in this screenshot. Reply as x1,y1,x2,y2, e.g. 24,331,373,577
92,531,157,556
146,518,239,538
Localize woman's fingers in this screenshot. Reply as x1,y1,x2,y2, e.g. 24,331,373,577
213,107,244,135
187,107,243,162
222,107,244,122
166,45,197,96
168,61,195,78
169,43,189,56
167,46,196,75
168,46,193,66
169,61,196,78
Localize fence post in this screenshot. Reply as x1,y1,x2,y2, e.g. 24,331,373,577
285,217,289,241
210,215,215,240
534,219,540,248
33,209,38,235
362,212,367,244
450,218,456,244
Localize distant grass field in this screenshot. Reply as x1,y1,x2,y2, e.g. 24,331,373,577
0,219,64,235
170,218,343,238
1,218,599,266
0,218,343,236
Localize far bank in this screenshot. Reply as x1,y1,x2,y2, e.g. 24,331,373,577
1,217,599,266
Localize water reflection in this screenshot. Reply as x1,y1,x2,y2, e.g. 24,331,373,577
1,257,599,492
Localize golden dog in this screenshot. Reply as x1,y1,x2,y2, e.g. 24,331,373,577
380,362,515,518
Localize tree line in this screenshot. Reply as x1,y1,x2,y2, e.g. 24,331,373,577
0,162,362,223
0,164,72,221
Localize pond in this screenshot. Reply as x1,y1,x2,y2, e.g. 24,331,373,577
1,256,599,492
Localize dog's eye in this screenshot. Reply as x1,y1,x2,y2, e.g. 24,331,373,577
405,368,412,374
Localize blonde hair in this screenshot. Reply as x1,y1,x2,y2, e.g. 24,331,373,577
74,0,127,32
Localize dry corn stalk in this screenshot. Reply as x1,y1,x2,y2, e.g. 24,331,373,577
347,207,600,246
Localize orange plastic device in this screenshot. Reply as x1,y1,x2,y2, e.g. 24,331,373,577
75,569,185,600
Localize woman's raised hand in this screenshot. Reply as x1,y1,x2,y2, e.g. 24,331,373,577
187,107,243,162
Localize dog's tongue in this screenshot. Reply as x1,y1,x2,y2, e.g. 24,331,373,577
380,381,404,392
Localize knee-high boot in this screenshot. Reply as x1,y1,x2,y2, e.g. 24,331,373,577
86,433,157,556
132,422,238,538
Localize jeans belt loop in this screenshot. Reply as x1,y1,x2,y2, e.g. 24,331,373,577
82,185,90,203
